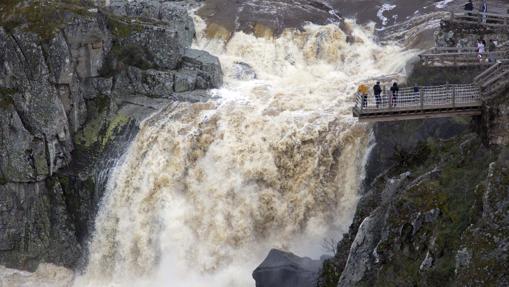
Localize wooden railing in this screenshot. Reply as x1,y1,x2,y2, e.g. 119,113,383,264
449,11,509,27
353,84,481,115
420,47,509,66
474,59,509,97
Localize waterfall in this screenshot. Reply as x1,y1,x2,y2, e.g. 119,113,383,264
74,17,418,287
0,16,419,287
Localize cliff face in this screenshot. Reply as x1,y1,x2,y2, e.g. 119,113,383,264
318,120,509,286
317,62,509,287
0,0,222,271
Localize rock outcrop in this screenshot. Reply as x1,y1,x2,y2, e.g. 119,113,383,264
253,249,324,287
0,0,222,271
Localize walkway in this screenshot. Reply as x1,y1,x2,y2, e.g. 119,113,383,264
420,47,509,67
352,84,481,122
352,60,509,122
448,11,509,28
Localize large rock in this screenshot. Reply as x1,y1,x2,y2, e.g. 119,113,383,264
0,28,73,176
114,66,174,98
0,0,223,272
108,0,195,47
253,249,323,287
181,48,223,88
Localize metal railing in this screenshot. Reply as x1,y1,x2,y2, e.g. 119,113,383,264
449,10,509,27
353,84,481,115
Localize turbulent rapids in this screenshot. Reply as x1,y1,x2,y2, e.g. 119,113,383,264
1,15,419,287
74,17,417,287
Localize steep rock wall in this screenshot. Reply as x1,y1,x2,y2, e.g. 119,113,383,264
0,0,222,271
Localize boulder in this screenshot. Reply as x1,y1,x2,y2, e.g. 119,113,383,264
181,48,223,88
253,249,323,287
232,61,257,81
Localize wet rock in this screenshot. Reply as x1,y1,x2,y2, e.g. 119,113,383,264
171,90,212,103
232,61,257,80
174,69,198,92
253,249,323,287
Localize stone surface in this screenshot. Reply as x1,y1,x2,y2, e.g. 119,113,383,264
253,249,323,287
0,0,222,271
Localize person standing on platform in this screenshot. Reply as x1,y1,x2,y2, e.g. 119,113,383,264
464,0,474,16
480,0,488,23
390,82,399,107
373,81,382,109
357,84,369,108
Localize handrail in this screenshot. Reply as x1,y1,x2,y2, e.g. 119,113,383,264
354,83,480,115
474,62,502,82
421,50,508,57
449,10,509,27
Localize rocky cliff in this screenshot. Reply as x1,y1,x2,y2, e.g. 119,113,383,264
317,49,509,287
0,0,222,271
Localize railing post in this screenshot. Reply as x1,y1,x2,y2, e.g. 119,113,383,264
384,85,389,110
420,89,424,111
452,86,456,108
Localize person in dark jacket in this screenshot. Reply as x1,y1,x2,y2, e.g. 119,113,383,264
373,81,382,108
390,82,399,107
464,0,473,16
480,0,487,23
413,84,420,102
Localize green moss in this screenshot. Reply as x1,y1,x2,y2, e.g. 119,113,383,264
318,260,341,287
101,113,129,146
75,116,104,148
105,14,143,38
94,95,110,113
364,134,495,286
1,0,95,41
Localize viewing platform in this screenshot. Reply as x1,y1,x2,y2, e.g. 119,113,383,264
353,60,509,122
448,10,509,28
420,47,509,67
352,84,482,122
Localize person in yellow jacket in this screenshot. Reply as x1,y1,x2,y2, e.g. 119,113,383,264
357,84,369,108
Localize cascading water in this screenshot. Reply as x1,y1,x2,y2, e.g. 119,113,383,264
0,15,419,287
73,16,418,287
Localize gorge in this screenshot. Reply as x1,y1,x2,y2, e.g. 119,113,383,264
1,0,508,286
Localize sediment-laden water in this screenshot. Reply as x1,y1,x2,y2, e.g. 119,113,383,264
1,12,420,287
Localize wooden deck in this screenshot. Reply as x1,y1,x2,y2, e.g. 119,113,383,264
420,47,509,67
448,11,509,28
353,84,482,122
474,59,509,97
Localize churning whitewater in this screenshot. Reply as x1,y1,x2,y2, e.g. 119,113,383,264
0,16,418,287
73,16,418,287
